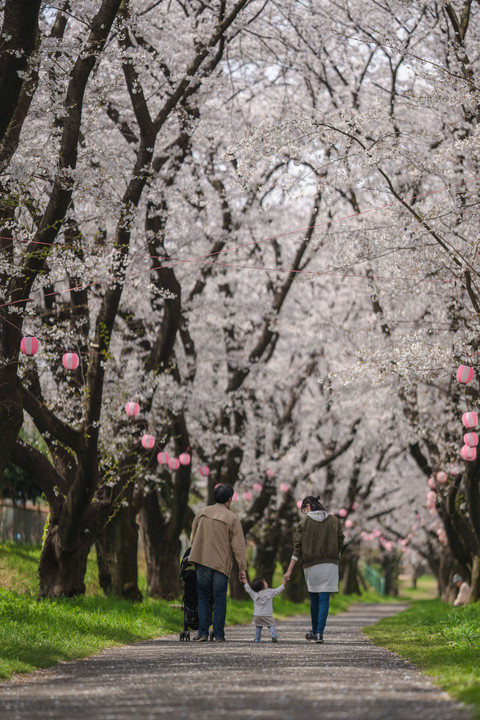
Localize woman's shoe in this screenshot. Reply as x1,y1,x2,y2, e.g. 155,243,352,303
315,633,324,643
305,632,316,641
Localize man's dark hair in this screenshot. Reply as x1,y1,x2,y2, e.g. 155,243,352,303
213,483,234,504
251,576,266,592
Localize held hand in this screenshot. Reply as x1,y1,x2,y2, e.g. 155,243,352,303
283,572,291,584
239,570,247,583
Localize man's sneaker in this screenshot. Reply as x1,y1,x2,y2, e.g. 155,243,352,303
315,633,324,644
271,637,278,643
305,632,316,641
192,635,208,642
212,636,226,642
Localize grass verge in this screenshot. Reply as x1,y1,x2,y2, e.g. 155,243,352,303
364,598,480,719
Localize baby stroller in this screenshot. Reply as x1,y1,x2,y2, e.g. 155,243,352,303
179,547,214,641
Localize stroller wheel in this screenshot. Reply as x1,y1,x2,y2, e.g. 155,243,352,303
186,631,191,641
209,630,215,641
180,632,184,641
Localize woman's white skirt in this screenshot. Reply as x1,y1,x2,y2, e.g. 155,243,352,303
303,563,339,592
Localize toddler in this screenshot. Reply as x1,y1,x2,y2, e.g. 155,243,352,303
242,575,285,642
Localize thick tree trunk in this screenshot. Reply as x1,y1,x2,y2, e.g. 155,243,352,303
469,554,480,602
0,0,41,142
341,547,361,595
139,491,182,599
0,367,23,480
438,548,457,601
143,532,182,599
253,543,277,587
38,520,91,598
95,533,113,596
284,559,308,602
110,501,142,602
381,554,400,596
95,487,142,601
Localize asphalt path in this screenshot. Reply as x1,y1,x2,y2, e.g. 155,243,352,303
0,602,471,720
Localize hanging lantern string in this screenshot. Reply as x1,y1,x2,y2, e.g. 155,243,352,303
0,176,480,286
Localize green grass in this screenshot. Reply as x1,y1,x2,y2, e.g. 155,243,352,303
364,598,480,719
0,541,394,680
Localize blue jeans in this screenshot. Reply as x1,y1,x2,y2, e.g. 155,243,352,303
254,625,278,641
309,591,331,634
196,564,229,639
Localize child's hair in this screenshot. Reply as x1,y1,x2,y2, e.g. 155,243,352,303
251,576,266,592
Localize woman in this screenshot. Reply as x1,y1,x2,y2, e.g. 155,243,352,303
283,496,344,643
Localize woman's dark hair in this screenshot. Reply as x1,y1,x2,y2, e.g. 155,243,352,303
251,576,266,592
301,495,325,512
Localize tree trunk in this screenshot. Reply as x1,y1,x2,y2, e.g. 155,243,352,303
229,557,244,600
253,543,277,587
95,486,142,601
469,554,480,602
341,546,361,595
0,367,23,480
438,548,457,602
139,491,182,599
284,559,308,602
95,533,112,595
381,554,400,596
38,519,91,598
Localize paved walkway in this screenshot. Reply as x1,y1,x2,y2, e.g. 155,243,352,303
0,603,471,720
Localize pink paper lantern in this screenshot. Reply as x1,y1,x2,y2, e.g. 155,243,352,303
345,519,354,529
199,465,210,477
233,491,238,501
265,469,275,478
142,434,155,450
462,411,478,429
351,502,358,510
179,452,191,466
169,457,180,470
436,471,448,484
125,401,139,417
157,451,169,465
62,352,79,370
427,477,436,489
253,483,263,492
243,491,253,501
449,463,460,476
296,500,302,509
338,508,348,518
20,336,39,356
456,365,474,384
373,528,381,538
279,483,289,492
460,445,477,462
464,432,478,447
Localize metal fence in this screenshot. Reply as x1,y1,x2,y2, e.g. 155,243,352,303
0,503,48,544
361,562,386,595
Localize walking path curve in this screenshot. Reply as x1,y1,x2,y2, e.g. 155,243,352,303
0,602,471,720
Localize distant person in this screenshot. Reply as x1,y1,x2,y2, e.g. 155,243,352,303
189,483,247,641
283,495,344,644
453,574,470,606
242,575,285,643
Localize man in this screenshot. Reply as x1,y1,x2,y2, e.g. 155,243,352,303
189,483,247,641
453,573,471,606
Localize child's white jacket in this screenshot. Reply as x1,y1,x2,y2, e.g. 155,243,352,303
244,583,284,616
